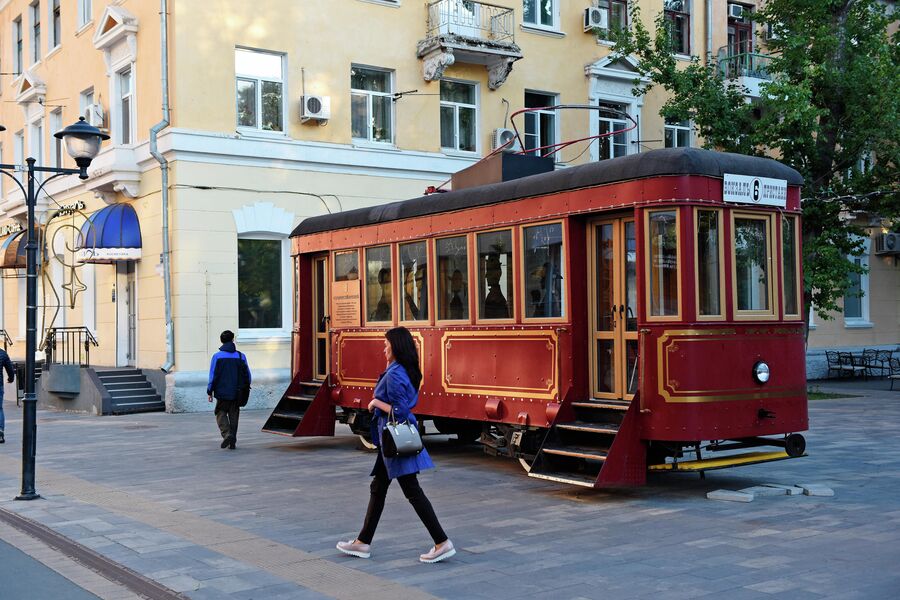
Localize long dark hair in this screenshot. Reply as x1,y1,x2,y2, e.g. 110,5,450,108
385,327,422,390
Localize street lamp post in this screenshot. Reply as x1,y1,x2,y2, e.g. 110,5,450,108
0,117,108,501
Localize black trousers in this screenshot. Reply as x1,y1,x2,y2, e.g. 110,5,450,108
357,453,447,545
214,399,240,440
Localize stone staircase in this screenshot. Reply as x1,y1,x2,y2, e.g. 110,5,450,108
95,369,164,414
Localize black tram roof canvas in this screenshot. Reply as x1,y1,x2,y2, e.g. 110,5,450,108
291,148,803,238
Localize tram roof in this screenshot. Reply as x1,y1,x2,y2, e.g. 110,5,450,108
291,148,803,237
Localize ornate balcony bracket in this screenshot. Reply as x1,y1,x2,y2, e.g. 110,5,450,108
421,48,457,82
487,56,518,90
417,37,522,89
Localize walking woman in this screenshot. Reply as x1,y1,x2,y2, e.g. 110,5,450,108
337,327,455,563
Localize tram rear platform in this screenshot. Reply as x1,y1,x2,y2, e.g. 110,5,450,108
0,379,897,599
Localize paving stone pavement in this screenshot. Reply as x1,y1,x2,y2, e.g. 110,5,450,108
0,383,898,599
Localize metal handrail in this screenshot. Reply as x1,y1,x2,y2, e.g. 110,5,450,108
717,49,773,81
0,329,12,351
425,0,516,44
42,326,99,369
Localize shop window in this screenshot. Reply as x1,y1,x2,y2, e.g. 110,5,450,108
235,48,285,132
366,246,392,322
238,238,283,329
399,241,428,321
733,215,772,314
436,236,469,321
782,215,800,317
351,66,393,144
696,209,722,317
477,230,514,320
523,223,564,319
647,210,679,317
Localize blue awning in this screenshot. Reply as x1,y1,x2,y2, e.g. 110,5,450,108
77,203,142,263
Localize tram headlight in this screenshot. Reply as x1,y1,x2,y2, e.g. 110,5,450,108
752,361,771,384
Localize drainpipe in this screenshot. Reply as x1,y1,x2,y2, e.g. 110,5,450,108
150,0,174,372
706,0,713,57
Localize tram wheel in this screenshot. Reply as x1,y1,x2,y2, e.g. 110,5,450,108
785,433,806,457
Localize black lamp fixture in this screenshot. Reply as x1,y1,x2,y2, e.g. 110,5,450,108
54,116,110,179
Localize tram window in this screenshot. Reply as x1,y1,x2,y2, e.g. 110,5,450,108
436,236,469,321
734,216,772,312
523,223,564,319
334,250,359,282
400,241,428,321
365,246,392,322
696,210,722,317
783,216,800,316
477,230,514,320
647,211,679,317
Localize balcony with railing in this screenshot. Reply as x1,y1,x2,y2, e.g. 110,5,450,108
717,47,773,98
417,0,523,89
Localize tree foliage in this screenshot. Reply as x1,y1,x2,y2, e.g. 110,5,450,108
611,0,899,325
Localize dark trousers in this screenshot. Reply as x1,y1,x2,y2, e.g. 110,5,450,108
358,453,447,545
214,399,240,440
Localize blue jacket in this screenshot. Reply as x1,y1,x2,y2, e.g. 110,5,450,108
207,342,251,401
370,361,434,479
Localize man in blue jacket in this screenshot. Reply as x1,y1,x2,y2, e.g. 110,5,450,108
207,330,251,450
0,347,14,444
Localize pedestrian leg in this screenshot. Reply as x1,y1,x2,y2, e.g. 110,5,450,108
357,454,391,544
398,474,447,545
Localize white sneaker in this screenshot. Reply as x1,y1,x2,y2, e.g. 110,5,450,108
336,539,371,559
419,540,455,563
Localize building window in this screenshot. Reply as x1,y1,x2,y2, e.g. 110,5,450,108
237,238,283,329
523,223,565,319
664,0,690,55
13,131,24,184
696,209,722,317
351,66,393,144
49,0,61,49
50,109,63,167
118,67,134,144
843,237,870,326
78,0,92,28
440,80,477,153
13,17,23,74
597,0,628,41
29,119,43,180
235,48,284,132
647,210,679,317
596,102,629,160
523,0,557,29
399,242,428,322
523,91,557,158
436,236,469,321
30,1,41,63
477,230,514,320
365,246,393,322
664,117,691,148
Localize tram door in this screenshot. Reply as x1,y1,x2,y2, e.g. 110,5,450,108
312,255,329,381
589,218,639,401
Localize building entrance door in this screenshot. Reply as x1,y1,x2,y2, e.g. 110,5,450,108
589,218,638,401
312,255,329,381
116,262,136,367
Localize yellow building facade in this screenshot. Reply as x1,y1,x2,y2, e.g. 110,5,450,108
0,1,893,410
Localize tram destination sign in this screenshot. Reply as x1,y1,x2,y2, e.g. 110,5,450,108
723,173,787,207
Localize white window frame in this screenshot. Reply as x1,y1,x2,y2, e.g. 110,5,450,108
595,101,631,160
13,16,23,76
664,0,692,58
117,66,135,144
79,87,94,116
237,234,292,339
235,47,286,134
664,118,692,148
13,131,24,185
440,79,479,155
77,0,92,29
30,0,41,64
523,0,560,32
523,90,559,159
48,0,61,51
49,109,63,168
351,65,395,146
29,118,44,181
843,236,872,328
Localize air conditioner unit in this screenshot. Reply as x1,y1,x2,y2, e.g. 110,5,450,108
300,95,331,122
492,128,521,153
875,232,900,255
728,4,746,20
83,103,105,128
584,7,608,32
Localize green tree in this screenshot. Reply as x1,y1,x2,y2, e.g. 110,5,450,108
611,0,899,333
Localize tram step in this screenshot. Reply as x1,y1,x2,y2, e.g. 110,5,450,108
570,400,630,410
541,445,609,461
285,394,316,402
262,426,300,436
527,471,598,488
272,409,306,421
556,421,620,435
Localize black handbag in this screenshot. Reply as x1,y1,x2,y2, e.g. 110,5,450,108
381,407,423,458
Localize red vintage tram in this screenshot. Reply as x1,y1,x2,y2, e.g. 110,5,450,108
264,147,808,487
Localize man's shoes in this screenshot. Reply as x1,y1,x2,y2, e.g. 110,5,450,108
228,438,236,450
336,539,371,559
220,437,231,449
0,430,4,444
419,540,455,563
